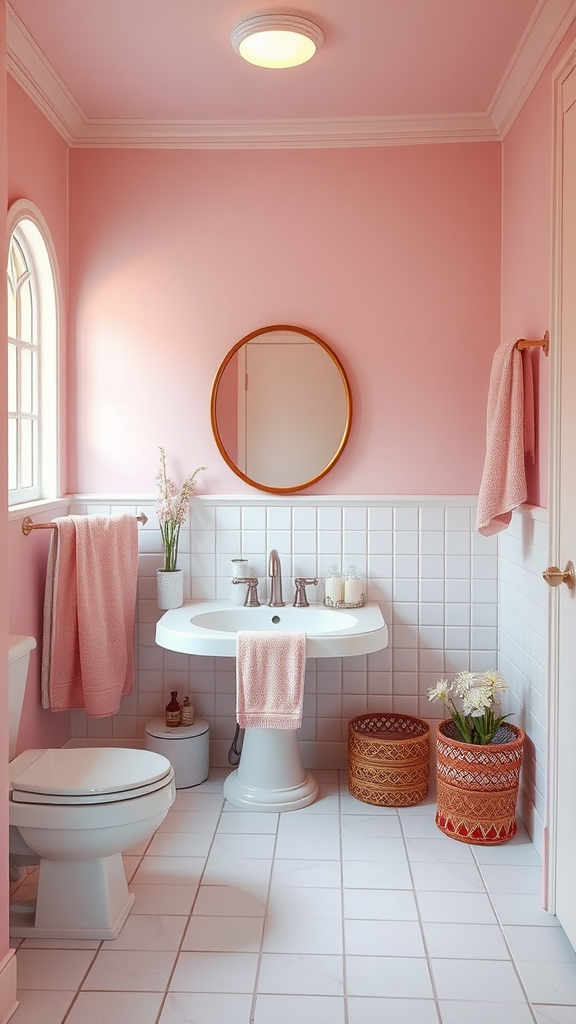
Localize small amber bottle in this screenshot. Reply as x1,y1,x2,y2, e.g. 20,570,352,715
180,695,195,727
165,691,181,728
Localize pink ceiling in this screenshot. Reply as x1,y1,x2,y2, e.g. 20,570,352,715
9,0,540,122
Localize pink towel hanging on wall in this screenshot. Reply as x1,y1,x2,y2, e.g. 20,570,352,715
476,339,533,537
41,514,138,716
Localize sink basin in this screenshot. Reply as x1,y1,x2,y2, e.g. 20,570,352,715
156,600,388,658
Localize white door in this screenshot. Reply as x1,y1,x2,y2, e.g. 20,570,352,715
548,59,576,948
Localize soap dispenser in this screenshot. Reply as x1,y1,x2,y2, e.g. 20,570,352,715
325,565,343,606
344,565,364,606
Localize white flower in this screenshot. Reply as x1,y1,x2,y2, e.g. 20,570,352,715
462,684,493,717
453,671,476,698
481,671,508,696
427,679,451,703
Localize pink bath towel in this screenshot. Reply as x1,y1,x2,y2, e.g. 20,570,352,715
476,339,530,537
236,631,306,730
41,514,138,716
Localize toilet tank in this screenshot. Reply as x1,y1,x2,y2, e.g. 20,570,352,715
8,635,37,761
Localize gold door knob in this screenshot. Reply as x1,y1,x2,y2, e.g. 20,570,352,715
543,561,575,589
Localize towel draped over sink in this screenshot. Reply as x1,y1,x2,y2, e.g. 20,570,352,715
236,630,306,729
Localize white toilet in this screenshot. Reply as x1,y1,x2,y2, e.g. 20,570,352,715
8,635,176,940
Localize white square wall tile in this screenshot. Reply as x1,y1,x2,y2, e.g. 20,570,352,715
241,505,266,530
344,507,367,530
420,506,445,530
368,507,392,530
446,507,471,530
216,506,241,530
267,507,292,530
293,531,317,554
318,506,342,530
293,506,317,529
394,508,419,531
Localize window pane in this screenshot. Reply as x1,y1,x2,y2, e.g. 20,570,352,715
19,278,33,343
8,418,17,491
20,347,34,414
8,343,17,413
20,418,34,489
7,277,16,339
12,238,27,279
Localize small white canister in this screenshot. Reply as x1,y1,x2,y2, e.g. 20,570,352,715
230,558,250,603
145,717,209,789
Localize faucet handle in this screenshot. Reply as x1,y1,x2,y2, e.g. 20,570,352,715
232,577,260,607
293,577,319,608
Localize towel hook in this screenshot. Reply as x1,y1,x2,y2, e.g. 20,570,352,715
515,331,549,356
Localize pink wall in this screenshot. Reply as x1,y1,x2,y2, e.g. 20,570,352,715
502,23,576,507
69,144,501,496
0,0,10,963
7,78,71,752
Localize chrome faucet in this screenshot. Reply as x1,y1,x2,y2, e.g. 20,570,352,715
268,549,285,607
232,576,260,607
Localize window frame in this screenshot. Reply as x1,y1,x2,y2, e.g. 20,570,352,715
7,199,61,507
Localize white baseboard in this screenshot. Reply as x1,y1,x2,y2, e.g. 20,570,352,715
0,949,18,1024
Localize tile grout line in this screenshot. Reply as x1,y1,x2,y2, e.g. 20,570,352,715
248,805,281,1024
149,780,228,1024
397,805,443,1024
469,846,540,1024
337,777,349,1024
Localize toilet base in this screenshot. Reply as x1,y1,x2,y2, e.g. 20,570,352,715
9,853,135,940
223,727,318,811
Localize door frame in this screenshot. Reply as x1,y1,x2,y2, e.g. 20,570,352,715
545,39,576,912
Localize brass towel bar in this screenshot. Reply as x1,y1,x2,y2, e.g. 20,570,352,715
515,331,549,356
22,512,148,536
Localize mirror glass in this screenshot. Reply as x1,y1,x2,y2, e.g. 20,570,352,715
211,325,352,493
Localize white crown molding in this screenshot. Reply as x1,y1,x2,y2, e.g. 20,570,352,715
74,113,497,149
490,0,576,138
6,6,84,145
6,0,576,148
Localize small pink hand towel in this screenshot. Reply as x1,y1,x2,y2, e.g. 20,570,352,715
41,514,138,716
476,339,529,537
236,630,306,730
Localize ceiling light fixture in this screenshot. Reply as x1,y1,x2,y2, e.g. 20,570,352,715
231,13,324,69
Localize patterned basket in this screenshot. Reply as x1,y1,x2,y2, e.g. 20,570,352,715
435,719,525,845
348,713,430,807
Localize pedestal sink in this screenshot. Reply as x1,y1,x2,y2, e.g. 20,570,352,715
156,600,388,811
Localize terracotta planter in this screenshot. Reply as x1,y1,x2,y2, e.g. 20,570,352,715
435,719,525,845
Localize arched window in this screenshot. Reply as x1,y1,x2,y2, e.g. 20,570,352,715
7,201,59,505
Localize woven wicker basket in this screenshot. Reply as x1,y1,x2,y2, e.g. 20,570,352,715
435,719,525,845
348,713,430,807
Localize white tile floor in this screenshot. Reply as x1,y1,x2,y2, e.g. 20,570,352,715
9,769,576,1024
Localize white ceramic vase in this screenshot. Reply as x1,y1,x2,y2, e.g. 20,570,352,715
157,569,184,610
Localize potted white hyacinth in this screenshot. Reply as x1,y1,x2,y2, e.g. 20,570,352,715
428,671,525,846
156,447,206,609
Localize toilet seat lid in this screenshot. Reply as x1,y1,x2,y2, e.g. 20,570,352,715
11,747,172,803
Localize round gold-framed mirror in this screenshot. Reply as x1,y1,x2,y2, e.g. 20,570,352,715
210,324,352,494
